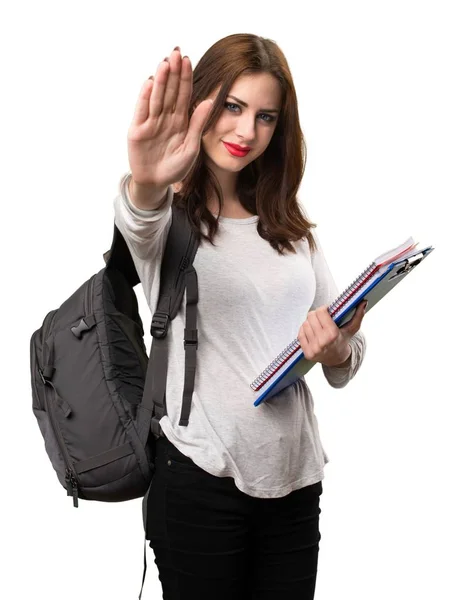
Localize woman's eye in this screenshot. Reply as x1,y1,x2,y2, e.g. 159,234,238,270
259,113,275,123
225,102,239,112
224,102,275,123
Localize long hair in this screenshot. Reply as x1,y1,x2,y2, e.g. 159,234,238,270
174,33,317,255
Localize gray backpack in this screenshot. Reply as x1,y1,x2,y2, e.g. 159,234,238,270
30,205,200,508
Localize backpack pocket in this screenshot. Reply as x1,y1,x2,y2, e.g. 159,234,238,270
73,442,151,502
33,408,66,480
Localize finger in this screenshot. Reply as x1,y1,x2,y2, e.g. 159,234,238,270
314,306,336,332
309,307,339,348
306,310,325,337
298,324,316,360
149,60,170,118
302,321,316,350
163,48,182,113
352,301,367,322
356,301,368,323
174,55,193,116
341,301,367,333
131,78,154,126
297,325,309,350
184,98,214,151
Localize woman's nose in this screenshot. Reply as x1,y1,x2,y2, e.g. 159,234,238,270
235,116,256,141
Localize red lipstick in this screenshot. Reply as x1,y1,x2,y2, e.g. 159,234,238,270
223,142,251,157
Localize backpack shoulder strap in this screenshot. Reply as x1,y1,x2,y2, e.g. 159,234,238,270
151,204,200,332
103,224,140,287
146,205,200,436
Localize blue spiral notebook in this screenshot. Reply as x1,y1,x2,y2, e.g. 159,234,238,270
251,237,434,406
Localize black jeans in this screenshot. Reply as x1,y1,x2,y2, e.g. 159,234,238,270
144,435,323,600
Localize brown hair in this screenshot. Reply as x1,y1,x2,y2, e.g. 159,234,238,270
173,33,317,255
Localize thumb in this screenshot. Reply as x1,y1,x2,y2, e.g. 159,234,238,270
185,99,214,150
341,301,367,335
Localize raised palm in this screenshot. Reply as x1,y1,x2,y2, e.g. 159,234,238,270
127,47,213,189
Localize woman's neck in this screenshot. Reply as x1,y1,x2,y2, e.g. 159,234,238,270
173,182,255,218
210,199,254,219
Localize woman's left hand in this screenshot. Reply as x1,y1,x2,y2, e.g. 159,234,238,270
297,300,367,367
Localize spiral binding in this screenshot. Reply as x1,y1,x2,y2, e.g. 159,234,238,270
251,338,301,390
250,261,379,391
328,262,377,316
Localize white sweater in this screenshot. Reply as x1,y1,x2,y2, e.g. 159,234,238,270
113,173,366,498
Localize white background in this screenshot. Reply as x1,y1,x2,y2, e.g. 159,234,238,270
1,1,448,598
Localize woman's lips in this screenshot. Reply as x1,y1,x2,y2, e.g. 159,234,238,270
223,142,250,157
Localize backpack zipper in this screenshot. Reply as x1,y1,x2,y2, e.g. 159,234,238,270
39,368,79,507
85,274,96,316
36,278,95,507
40,310,79,507
30,330,44,410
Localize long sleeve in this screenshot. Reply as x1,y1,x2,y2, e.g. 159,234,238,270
112,172,174,312
113,172,174,260
309,228,367,389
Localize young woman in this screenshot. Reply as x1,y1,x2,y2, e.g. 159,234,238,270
114,33,367,600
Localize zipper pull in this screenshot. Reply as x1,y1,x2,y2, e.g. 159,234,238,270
65,469,79,507
71,476,79,508
65,469,73,498
39,368,47,385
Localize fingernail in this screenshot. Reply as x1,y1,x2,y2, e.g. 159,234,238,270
164,57,169,62
173,46,180,51
148,75,154,80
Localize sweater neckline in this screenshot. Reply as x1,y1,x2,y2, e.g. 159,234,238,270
214,214,259,224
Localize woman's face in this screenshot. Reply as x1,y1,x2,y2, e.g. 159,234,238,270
202,72,282,174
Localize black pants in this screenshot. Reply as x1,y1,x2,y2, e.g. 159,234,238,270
144,435,323,600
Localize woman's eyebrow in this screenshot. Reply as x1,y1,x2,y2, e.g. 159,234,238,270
227,95,280,113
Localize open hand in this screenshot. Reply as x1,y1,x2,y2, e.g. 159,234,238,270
127,47,214,189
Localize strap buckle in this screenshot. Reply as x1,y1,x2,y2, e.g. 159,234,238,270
151,313,169,339
184,328,198,349
150,417,164,438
